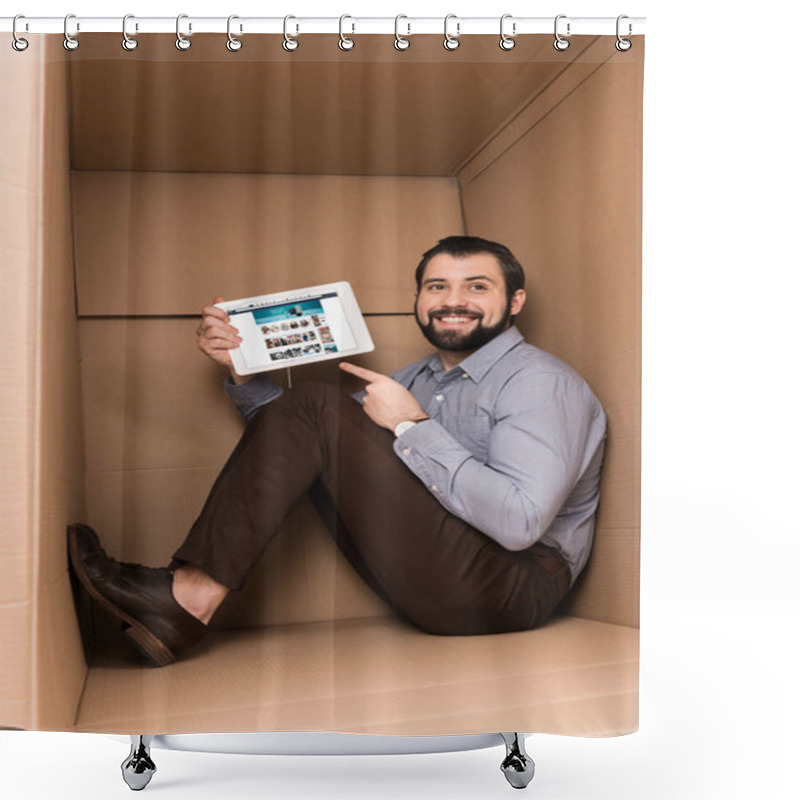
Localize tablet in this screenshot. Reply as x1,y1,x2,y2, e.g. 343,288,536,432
217,282,375,376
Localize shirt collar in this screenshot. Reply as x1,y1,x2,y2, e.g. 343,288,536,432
423,325,524,383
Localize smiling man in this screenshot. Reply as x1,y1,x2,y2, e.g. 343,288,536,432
68,236,607,667
414,246,525,357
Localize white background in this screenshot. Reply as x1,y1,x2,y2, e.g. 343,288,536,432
2,1,799,798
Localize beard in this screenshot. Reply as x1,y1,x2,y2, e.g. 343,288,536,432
414,301,512,353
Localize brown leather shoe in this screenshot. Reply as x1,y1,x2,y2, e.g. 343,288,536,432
67,524,208,667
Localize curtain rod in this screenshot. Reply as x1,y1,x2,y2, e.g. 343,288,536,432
2,16,646,37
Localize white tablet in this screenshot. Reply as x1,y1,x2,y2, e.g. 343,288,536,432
217,282,375,376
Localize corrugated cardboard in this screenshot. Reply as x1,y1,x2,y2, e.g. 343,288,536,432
66,34,603,176
0,34,41,733
1,33,642,736
1,39,88,732
34,52,90,732
72,173,462,316
458,57,643,627
74,615,638,736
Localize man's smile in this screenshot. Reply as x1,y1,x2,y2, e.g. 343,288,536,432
435,316,478,327
430,310,483,328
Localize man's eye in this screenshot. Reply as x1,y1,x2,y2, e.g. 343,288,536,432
470,284,488,291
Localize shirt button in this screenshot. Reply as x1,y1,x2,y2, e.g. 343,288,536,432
430,484,439,492
462,373,469,379
435,394,444,402
401,448,411,456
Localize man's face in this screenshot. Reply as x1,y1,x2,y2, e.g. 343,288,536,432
414,252,526,353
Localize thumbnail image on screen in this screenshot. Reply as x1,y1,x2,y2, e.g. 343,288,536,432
231,291,356,369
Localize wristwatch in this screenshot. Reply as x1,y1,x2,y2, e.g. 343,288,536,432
394,419,421,438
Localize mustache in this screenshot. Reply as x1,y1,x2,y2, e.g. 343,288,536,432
428,307,483,319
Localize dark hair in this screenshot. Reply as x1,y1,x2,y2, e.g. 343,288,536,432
414,236,526,303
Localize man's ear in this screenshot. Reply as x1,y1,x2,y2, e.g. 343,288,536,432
510,289,526,317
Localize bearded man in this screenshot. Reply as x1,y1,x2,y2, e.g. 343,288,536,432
69,236,607,667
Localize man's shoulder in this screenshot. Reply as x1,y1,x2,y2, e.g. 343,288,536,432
495,338,604,412
501,338,583,381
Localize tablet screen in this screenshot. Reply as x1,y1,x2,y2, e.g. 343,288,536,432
222,283,372,374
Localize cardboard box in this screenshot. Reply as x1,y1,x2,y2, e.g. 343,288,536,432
1,33,642,736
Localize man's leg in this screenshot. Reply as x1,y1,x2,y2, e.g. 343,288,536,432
68,382,570,666
171,565,228,624
173,382,570,636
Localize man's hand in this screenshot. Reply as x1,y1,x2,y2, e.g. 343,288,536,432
196,297,249,384
339,363,428,432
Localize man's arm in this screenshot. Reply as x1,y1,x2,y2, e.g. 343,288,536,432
338,361,606,551
339,362,429,429
393,370,607,551
197,298,283,422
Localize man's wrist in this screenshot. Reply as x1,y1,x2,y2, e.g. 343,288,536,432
228,369,251,386
393,415,429,438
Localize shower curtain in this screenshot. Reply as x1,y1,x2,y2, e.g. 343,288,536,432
1,22,643,741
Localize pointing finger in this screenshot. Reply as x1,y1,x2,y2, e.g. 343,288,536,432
339,362,386,382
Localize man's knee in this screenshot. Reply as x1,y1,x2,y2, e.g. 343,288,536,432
250,382,345,425
285,381,353,408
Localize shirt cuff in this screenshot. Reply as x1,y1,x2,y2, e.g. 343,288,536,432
393,419,473,489
224,372,283,422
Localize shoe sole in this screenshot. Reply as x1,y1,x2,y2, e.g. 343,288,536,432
67,526,177,667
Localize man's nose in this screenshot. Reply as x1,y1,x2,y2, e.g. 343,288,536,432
441,287,469,307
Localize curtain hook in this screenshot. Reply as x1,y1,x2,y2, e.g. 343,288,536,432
553,14,570,51
176,14,192,50
283,15,299,51
339,14,355,51
394,15,410,51
122,14,138,51
443,14,460,51
12,14,29,51
226,15,243,51
499,14,516,51
616,15,632,51
63,13,80,51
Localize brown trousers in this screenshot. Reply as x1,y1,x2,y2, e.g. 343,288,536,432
171,383,570,635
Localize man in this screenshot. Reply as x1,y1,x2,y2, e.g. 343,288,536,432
69,236,607,667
